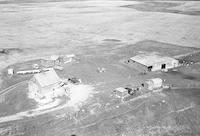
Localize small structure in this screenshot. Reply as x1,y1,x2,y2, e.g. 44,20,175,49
41,54,76,67
68,77,81,85
97,67,106,73
113,87,128,99
41,55,60,67
28,68,66,100
17,69,41,75
129,54,179,72
7,68,14,75
54,65,64,71
145,78,163,90
32,64,39,69
125,86,140,95
41,59,56,68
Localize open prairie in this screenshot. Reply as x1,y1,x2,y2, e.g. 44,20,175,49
0,0,200,69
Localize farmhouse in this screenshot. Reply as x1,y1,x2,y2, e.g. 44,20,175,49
129,54,179,72
28,68,66,100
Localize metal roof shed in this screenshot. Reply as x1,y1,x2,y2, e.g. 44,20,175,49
130,54,179,71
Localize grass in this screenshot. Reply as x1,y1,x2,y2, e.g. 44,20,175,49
122,2,200,16
1,41,200,135
0,83,36,117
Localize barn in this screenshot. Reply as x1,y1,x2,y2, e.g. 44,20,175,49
129,54,179,72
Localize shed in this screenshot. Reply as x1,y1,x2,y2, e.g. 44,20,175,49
129,54,179,72
113,87,128,98
145,78,163,90
8,68,14,75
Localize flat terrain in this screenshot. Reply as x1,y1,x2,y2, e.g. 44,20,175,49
0,0,200,70
0,0,200,136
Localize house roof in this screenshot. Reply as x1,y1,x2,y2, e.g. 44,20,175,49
33,68,61,87
130,54,177,67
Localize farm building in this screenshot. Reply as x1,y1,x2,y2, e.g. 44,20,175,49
145,78,163,90
40,54,75,67
28,68,66,100
7,68,14,75
128,54,179,72
113,87,128,99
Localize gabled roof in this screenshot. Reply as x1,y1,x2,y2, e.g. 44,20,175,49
130,54,177,67
33,68,61,87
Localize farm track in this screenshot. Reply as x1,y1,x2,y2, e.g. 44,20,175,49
0,80,27,96
56,100,147,136
48,93,151,136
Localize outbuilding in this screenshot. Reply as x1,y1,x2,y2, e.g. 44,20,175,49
7,68,14,75
129,54,179,72
145,78,163,90
113,87,128,99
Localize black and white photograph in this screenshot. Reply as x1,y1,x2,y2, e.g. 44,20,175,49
0,0,200,135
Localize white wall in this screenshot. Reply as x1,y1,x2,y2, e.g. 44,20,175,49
151,59,179,71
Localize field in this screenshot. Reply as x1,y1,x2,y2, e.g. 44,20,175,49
0,0,200,136
0,0,200,70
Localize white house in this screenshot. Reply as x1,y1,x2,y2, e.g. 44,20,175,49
129,54,179,72
28,68,66,101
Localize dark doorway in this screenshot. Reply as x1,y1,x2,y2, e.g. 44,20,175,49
161,64,166,69
148,66,153,71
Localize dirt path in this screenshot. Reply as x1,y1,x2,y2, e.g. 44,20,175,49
51,92,152,136
56,100,147,136
0,81,27,96
0,98,62,123
0,83,95,123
